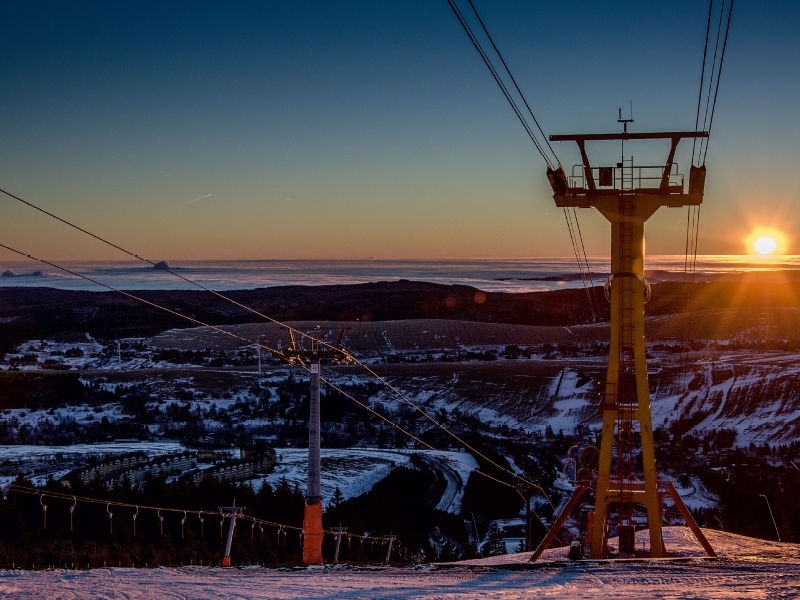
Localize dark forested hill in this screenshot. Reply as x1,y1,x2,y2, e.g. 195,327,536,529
3,278,800,354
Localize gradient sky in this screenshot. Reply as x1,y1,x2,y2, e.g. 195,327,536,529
1,1,798,261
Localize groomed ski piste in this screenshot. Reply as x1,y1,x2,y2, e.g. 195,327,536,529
2,528,799,599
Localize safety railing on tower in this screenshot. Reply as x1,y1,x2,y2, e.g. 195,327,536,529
568,163,685,191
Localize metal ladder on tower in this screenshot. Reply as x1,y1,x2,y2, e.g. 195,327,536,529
615,155,637,554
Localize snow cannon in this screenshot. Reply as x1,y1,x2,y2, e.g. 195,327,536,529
564,445,600,482
564,445,580,481
577,446,599,481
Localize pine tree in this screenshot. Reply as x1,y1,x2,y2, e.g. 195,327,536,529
329,486,344,512
484,522,507,556
462,540,480,559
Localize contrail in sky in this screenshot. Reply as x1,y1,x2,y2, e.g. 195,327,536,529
184,193,212,204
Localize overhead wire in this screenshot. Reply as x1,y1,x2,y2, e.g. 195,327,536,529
571,208,600,315
6,485,397,542
679,204,701,385
444,0,597,321
0,243,285,359
694,0,735,165
683,0,732,381
692,0,716,165
563,208,596,322
701,0,734,165
697,0,726,161
464,0,561,166
444,0,553,167
0,189,555,504
0,242,555,513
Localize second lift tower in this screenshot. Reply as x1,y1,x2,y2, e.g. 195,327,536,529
286,329,353,564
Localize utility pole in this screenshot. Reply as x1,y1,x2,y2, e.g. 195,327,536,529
286,328,354,564
525,494,532,552
219,501,244,567
759,494,781,542
331,526,347,564
385,534,396,563
256,335,264,378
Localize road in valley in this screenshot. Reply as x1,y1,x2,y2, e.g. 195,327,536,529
420,456,461,512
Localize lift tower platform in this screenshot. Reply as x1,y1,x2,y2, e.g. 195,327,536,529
537,130,715,559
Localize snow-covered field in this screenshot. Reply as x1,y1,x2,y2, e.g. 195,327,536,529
459,526,800,565
0,442,189,488
4,528,791,599
0,442,186,462
255,448,477,513
3,555,799,598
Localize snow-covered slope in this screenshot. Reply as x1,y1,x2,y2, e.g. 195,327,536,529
3,544,800,599
256,448,476,513
456,526,800,565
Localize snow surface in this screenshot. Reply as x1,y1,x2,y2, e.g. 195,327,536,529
3,536,800,599
253,448,476,513
0,442,187,488
0,441,186,462
457,526,800,565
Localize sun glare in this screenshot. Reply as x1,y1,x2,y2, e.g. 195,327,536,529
754,236,777,255
746,229,786,255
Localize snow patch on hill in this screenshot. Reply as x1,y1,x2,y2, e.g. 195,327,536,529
252,448,476,512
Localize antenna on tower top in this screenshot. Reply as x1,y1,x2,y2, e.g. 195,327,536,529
617,102,634,133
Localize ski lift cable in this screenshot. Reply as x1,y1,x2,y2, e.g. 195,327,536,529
0,242,285,358
692,0,716,166
697,0,728,162
563,208,597,322
445,1,596,321
7,485,220,517
567,206,599,320
462,0,594,309
697,0,734,164
571,207,600,315
684,0,733,378
0,243,554,510
0,192,553,498
6,486,398,541
701,0,734,165
319,375,555,508
700,0,725,151
444,0,553,166
464,0,561,166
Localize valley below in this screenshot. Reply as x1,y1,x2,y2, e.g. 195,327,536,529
1,280,799,566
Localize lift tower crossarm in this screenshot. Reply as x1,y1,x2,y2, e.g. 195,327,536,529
549,131,708,142
547,131,709,212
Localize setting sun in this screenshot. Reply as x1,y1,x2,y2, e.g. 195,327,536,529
754,236,777,255
746,228,787,255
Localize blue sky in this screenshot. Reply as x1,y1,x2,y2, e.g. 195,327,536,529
0,0,798,260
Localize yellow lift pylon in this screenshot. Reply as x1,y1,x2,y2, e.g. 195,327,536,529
532,130,716,560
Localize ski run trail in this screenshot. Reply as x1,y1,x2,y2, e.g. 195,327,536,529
2,528,799,599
